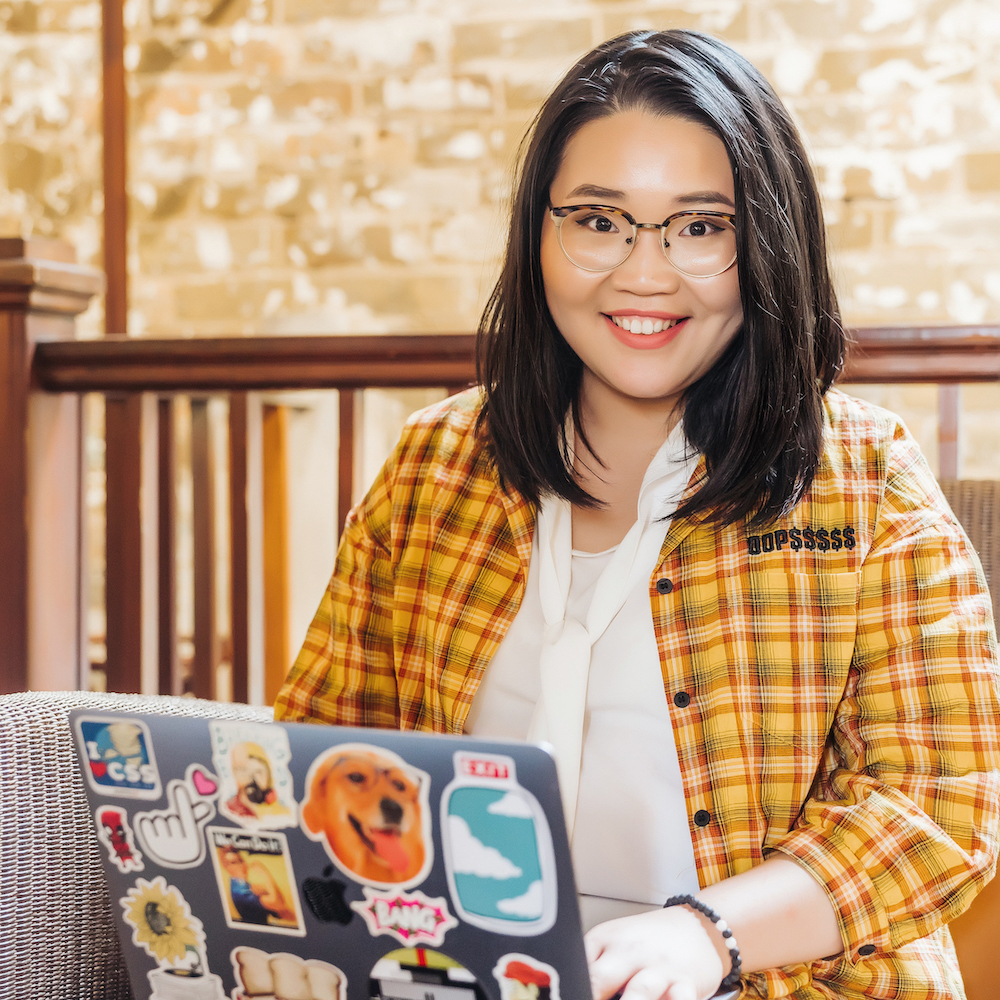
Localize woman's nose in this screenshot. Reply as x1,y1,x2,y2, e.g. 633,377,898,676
612,227,681,291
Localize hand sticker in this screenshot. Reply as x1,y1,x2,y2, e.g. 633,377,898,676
134,766,218,869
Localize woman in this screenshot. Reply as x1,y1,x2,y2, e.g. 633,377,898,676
275,30,1000,1000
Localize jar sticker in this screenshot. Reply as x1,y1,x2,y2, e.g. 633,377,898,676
300,743,432,889
441,752,557,936
119,875,225,999
370,947,488,1000
230,948,346,1000
210,722,297,831
134,764,218,869
351,887,459,948
75,715,162,800
95,805,144,874
206,827,305,937
493,955,561,1000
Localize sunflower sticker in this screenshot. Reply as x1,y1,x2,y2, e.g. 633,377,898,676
119,874,226,1000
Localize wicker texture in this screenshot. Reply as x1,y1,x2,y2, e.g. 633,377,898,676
939,480,1000,625
0,690,272,1000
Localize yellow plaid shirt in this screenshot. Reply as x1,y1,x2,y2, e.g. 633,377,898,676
276,388,1000,1000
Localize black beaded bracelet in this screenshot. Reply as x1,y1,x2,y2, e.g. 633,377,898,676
663,894,743,993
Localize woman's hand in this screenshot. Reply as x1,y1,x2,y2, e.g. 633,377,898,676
585,906,727,1000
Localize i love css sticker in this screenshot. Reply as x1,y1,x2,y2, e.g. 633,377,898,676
75,716,162,800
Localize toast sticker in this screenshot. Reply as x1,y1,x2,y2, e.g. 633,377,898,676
75,716,161,800
493,956,560,1000
95,805,144,874
134,764,218,869
120,875,224,998
210,722,296,831
207,827,305,936
351,888,458,948
300,743,432,888
441,752,557,936
230,948,346,1000
370,948,487,1000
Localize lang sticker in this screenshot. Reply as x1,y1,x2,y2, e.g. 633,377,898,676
370,948,487,1000
134,764,218,869
119,875,225,999
207,827,305,936
351,888,458,948
75,715,161,800
493,955,560,1000
300,743,432,888
210,722,296,830
95,805,144,874
441,752,557,936
230,947,346,1000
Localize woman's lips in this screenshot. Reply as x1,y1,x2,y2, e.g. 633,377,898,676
603,313,689,349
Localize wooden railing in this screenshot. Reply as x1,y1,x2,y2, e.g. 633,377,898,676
2,238,998,698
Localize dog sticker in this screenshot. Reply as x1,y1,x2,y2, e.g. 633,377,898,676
300,743,432,888
230,947,346,1000
134,764,218,869
441,752,557,936
75,715,162,800
351,887,459,948
119,875,225,998
95,805,144,874
210,722,296,830
493,956,560,1000
370,947,488,1000
207,827,305,937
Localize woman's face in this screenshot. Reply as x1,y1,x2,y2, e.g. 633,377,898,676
541,109,743,416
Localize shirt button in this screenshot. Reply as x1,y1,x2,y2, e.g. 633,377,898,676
673,691,691,708
655,578,673,594
693,809,711,827
858,945,876,957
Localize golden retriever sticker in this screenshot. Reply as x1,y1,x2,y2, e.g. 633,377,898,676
300,744,432,888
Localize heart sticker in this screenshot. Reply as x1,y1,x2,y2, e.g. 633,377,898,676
91,761,108,778
192,768,218,797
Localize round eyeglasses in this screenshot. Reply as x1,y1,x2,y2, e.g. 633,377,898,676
549,205,737,278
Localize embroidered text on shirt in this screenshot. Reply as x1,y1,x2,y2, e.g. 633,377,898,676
747,526,856,556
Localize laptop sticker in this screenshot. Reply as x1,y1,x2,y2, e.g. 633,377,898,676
300,743,433,889
493,956,561,1000
301,864,354,925
370,948,488,1000
351,887,459,948
95,805,144,874
75,715,162,800
120,875,225,998
441,752,557,936
230,947,346,1000
134,765,218,869
210,722,297,831
207,827,306,937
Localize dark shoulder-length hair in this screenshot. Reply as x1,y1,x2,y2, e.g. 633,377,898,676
476,29,845,526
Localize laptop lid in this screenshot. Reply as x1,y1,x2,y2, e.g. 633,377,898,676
71,710,592,1000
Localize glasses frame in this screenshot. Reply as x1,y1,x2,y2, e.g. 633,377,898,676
549,204,738,277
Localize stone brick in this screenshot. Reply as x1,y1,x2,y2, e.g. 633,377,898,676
964,152,1000,193
267,79,352,119
454,19,593,62
815,47,927,93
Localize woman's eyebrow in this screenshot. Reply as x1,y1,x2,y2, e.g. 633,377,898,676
562,185,735,208
565,184,627,200
675,190,735,208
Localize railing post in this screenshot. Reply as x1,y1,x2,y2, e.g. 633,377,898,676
0,237,103,693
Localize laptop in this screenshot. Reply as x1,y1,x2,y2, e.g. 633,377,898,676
71,710,592,1000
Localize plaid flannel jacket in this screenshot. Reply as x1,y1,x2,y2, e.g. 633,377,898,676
276,388,1000,1000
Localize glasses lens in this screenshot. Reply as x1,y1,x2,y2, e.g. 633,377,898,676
663,213,736,277
556,208,633,270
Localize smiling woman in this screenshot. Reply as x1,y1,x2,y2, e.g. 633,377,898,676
275,29,1000,1000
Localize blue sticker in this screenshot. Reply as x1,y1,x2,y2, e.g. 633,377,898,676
75,716,162,800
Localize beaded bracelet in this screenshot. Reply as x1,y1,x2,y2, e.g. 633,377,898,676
663,894,743,993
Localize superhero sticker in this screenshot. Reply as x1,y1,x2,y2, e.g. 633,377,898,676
211,722,297,830
135,765,219,869
75,716,161,800
370,948,487,1000
207,827,305,936
301,744,433,889
95,805,144,874
119,875,225,999
230,947,345,1000
441,753,557,936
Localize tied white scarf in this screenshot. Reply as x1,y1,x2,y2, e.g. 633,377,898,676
526,423,694,838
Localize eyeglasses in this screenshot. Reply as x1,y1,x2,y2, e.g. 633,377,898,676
549,204,737,277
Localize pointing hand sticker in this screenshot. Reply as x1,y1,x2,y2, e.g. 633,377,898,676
134,764,218,869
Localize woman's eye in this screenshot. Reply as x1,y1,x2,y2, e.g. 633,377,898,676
577,213,619,234
679,217,723,238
